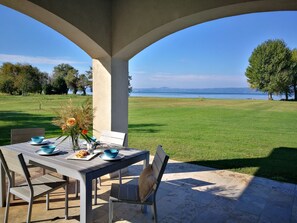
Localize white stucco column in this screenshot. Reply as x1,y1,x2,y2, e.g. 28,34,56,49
92,57,129,139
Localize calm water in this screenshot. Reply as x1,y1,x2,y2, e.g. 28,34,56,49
130,92,284,100
84,88,285,100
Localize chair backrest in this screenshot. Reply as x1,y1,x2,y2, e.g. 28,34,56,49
11,128,45,144
151,145,169,191
0,148,31,187
99,130,126,146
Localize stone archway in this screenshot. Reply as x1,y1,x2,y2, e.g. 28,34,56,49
1,0,297,139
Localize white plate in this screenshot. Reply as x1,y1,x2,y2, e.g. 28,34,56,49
36,148,60,156
66,151,99,161
29,140,50,145
100,153,124,161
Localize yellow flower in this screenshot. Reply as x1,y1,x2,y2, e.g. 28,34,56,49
66,118,76,126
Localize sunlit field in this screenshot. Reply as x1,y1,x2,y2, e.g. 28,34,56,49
1,95,297,183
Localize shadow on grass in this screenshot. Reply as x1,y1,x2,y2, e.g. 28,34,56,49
189,147,297,184
128,123,166,133
0,111,59,146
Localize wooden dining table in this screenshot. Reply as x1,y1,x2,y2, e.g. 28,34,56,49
0,138,149,223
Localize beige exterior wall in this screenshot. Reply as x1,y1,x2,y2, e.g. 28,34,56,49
92,58,111,136
92,58,128,138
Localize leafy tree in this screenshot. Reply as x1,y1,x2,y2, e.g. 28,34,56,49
0,62,44,95
43,83,54,95
52,75,68,94
40,72,50,88
65,68,79,94
17,64,43,95
0,62,17,94
52,63,79,94
291,49,297,100
0,79,15,94
128,75,132,95
246,39,292,100
78,74,89,95
85,66,93,92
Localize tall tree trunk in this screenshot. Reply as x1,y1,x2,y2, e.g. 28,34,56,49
268,93,273,100
285,92,289,101
294,85,297,101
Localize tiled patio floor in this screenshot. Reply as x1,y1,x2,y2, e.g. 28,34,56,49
1,158,297,223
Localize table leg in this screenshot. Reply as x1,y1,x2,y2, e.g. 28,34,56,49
142,152,150,212
80,175,93,223
0,161,6,207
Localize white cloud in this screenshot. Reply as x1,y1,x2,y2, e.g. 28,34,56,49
0,54,86,65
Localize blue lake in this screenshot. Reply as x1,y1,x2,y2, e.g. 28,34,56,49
83,88,287,100
130,92,284,100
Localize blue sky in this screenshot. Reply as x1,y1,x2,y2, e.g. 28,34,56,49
1,4,297,89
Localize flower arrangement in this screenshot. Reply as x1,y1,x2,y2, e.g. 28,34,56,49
52,99,94,151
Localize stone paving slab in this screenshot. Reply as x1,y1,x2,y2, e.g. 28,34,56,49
1,158,297,222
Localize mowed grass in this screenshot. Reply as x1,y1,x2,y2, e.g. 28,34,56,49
1,95,297,183
0,95,90,145
128,97,297,183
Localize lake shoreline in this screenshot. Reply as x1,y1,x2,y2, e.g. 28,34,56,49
130,92,284,100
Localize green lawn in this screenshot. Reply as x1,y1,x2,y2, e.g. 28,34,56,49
128,97,297,183
1,95,297,184
0,95,89,145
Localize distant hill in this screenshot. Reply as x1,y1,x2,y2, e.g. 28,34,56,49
132,87,265,95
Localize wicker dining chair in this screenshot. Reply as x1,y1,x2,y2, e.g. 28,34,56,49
0,147,69,223
108,145,169,223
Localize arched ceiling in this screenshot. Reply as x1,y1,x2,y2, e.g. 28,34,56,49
1,0,297,60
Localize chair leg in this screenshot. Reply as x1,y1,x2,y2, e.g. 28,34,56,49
93,177,102,205
42,168,46,175
63,175,69,219
46,193,49,210
151,202,158,223
11,171,15,201
141,204,147,213
75,180,79,198
108,198,113,223
27,198,33,223
65,183,69,219
4,191,11,223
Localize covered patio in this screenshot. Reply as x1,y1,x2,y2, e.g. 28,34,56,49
1,1,297,222
1,158,296,222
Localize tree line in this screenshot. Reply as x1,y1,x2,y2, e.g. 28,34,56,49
0,62,133,96
0,63,92,95
245,39,297,100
